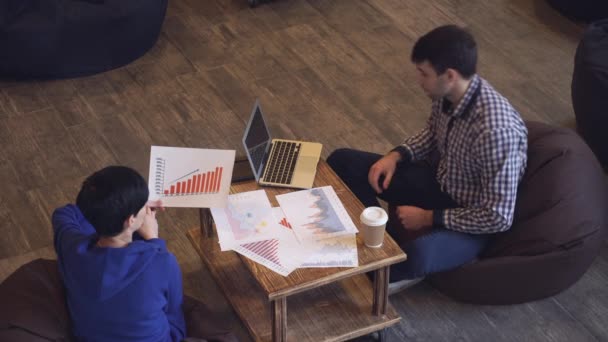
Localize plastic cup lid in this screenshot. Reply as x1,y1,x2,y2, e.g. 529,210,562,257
360,206,388,226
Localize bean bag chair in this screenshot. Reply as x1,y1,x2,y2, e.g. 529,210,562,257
388,122,607,304
0,258,238,341
546,0,608,22
572,19,608,168
0,0,168,80
0,259,72,341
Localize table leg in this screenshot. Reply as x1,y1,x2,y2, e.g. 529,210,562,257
271,297,287,342
199,208,215,238
372,266,390,316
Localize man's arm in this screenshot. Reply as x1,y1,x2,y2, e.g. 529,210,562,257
392,114,437,163
52,204,96,254
370,113,438,193
433,128,526,234
134,200,164,241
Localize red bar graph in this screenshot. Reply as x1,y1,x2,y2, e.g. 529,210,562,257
211,168,217,194
216,167,223,192
162,166,224,196
205,171,211,193
279,218,292,229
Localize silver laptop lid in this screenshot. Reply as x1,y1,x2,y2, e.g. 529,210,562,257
242,99,272,182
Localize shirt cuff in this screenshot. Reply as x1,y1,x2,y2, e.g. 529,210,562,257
390,145,413,163
432,209,446,228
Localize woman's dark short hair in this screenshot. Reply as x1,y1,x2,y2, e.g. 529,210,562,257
76,166,149,237
411,25,477,78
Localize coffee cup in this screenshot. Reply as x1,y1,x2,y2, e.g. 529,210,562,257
359,206,388,248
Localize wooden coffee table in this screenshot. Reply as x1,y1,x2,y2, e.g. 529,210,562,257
187,160,407,342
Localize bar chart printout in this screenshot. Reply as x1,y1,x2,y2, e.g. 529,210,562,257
148,146,235,208
160,166,224,196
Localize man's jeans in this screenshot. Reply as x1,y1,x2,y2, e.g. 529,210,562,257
327,148,490,281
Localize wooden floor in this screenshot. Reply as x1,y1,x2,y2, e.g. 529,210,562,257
1,0,606,341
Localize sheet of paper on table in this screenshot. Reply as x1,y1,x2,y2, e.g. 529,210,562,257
213,188,359,276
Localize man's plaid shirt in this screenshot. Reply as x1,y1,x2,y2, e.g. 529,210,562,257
396,75,527,234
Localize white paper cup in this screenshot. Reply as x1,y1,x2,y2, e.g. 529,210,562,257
359,207,388,248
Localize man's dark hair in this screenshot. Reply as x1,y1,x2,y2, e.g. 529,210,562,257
76,166,149,237
411,25,477,78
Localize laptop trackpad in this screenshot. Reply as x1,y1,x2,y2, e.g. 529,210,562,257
296,155,320,173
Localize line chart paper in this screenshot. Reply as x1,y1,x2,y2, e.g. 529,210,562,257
276,186,358,242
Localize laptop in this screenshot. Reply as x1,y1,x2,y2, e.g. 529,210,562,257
242,100,322,189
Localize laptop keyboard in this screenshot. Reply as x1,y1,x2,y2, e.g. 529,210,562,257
263,141,301,185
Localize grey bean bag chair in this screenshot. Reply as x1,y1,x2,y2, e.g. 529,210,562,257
0,259,72,341
547,0,608,22
572,19,608,168
389,122,607,304
0,259,238,341
0,0,168,80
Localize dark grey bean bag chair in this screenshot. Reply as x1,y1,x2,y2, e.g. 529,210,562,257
0,259,72,341
388,122,607,304
0,259,238,341
572,19,608,168
547,0,608,22
0,0,168,80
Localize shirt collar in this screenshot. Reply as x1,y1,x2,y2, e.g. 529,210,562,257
441,74,481,118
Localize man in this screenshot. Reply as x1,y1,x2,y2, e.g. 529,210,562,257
327,25,527,292
52,166,237,341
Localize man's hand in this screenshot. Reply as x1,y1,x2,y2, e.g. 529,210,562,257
138,206,159,240
395,205,433,230
146,200,165,212
368,151,401,193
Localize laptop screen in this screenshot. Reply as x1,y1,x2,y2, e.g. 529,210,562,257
242,101,271,181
